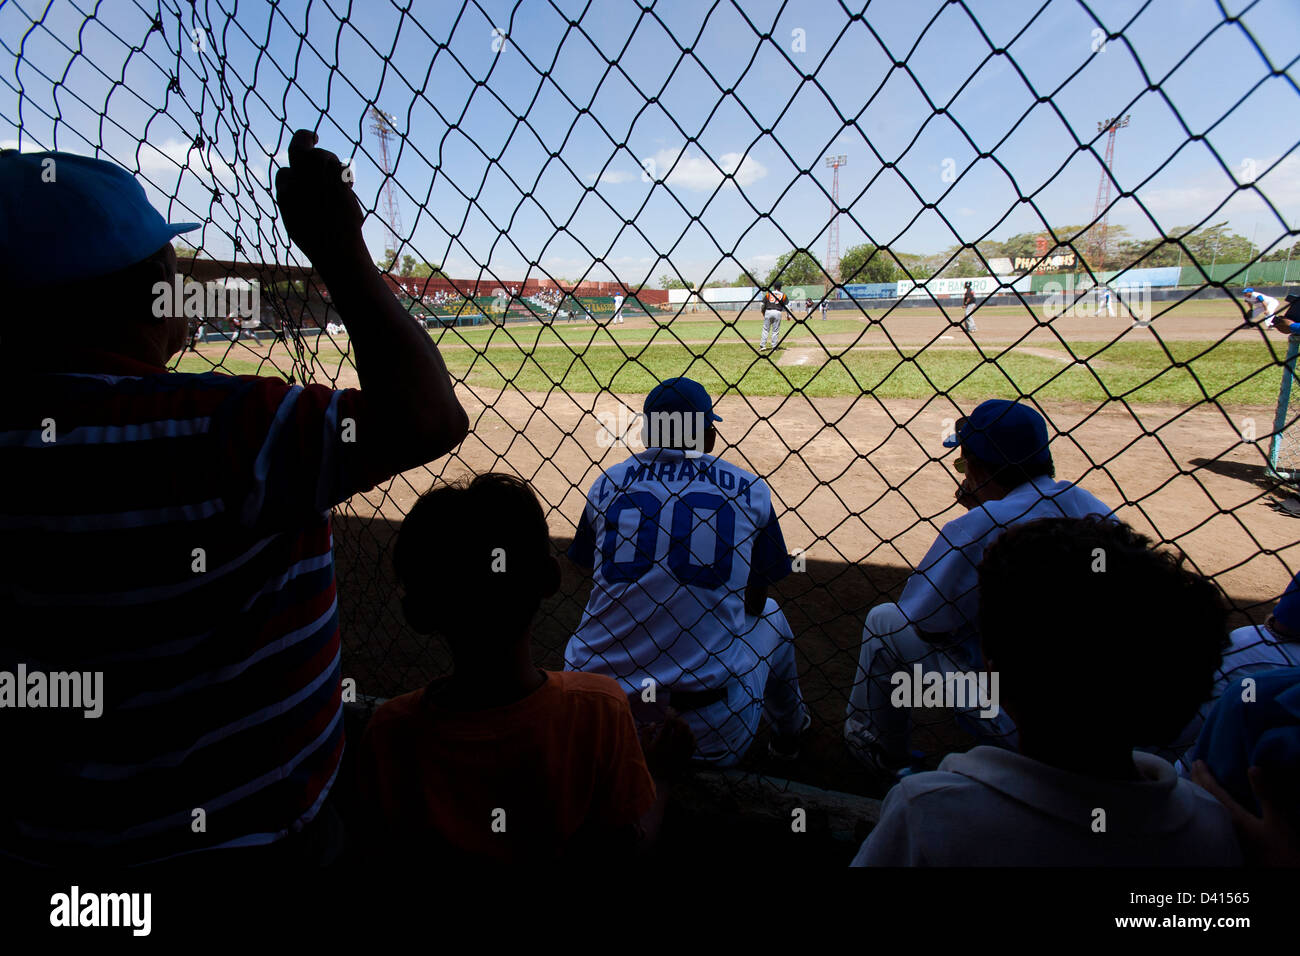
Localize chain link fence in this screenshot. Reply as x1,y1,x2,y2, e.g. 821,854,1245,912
4,0,1299,794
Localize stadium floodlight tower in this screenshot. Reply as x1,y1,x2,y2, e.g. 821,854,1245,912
1087,114,1129,271
369,106,404,262
825,154,847,283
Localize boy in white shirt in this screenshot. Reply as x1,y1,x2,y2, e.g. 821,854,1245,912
853,515,1240,866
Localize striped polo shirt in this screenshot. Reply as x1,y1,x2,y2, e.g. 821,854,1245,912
0,350,388,867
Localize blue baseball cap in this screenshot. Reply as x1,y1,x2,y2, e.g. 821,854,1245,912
0,149,200,288
942,399,1051,469
1244,288,1255,295
644,377,723,422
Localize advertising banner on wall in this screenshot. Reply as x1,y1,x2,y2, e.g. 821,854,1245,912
897,275,1031,298
1031,266,1183,294
701,286,757,303
838,282,899,299
777,284,825,302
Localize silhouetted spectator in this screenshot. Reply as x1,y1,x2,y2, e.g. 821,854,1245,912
0,133,467,868
853,517,1240,866
356,474,663,864
1160,571,1300,765
1188,666,1300,866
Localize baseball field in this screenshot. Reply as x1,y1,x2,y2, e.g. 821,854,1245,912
180,294,1300,794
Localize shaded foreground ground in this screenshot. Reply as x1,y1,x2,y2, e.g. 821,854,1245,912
333,387,1299,797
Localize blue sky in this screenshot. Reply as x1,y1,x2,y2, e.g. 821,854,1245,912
2,0,1297,287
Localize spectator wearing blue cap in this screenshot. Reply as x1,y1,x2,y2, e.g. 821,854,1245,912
0,132,467,868
845,399,1114,777
565,376,809,765
1160,571,1300,767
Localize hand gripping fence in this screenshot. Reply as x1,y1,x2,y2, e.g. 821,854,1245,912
3,0,1298,793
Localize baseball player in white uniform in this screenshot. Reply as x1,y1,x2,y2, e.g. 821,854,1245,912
612,292,625,324
1243,288,1280,326
1100,285,1116,317
566,377,808,765
759,282,790,352
845,399,1114,776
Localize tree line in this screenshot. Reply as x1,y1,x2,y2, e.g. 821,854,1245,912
656,222,1298,290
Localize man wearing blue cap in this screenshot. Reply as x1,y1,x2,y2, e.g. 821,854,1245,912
1243,287,1280,327
565,377,809,764
0,132,468,868
845,399,1114,777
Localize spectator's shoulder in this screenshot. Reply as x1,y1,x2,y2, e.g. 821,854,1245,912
364,689,426,735
889,768,981,805
549,671,632,712
1172,777,1242,860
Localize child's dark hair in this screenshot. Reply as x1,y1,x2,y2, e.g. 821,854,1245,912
978,515,1227,748
394,473,553,639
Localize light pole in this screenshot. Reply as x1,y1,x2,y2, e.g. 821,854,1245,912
824,155,847,283
1244,222,1258,285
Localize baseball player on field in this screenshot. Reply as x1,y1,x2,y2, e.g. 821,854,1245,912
962,282,977,333
612,291,625,324
1243,287,1280,326
1100,284,1116,317
758,281,791,353
565,376,809,765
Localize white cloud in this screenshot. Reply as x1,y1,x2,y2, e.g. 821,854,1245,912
134,138,243,189
1137,153,1300,229
597,170,634,185
644,147,767,192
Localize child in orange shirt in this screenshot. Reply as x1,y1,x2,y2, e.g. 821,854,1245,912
356,473,662,865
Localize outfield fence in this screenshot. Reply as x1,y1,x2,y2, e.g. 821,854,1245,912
4,0,1299,795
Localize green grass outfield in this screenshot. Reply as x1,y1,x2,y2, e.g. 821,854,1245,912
175,312,1294,407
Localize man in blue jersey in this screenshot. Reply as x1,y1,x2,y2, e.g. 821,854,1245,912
565,377,808,765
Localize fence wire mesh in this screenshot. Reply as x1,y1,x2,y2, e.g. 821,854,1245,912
4,0,1300,794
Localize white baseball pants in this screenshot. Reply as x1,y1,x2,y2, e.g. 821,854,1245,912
685,598,806,766
845,602,1017,766
760,310,782,349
